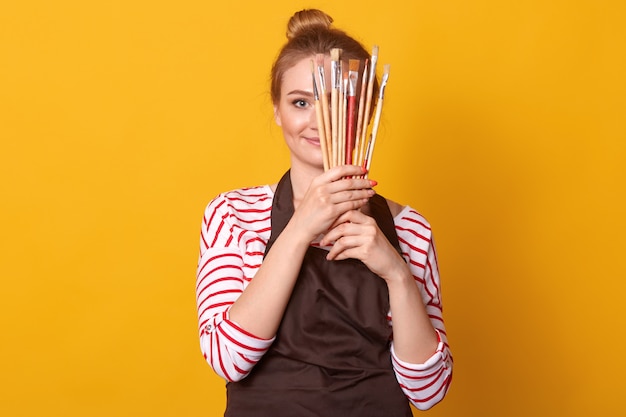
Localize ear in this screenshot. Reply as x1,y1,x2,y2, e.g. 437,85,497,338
273,104,282,127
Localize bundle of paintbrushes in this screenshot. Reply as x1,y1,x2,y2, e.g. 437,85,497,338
311,46,390,176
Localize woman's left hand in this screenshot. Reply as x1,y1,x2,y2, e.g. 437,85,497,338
320,209,409,283
323,209,441,365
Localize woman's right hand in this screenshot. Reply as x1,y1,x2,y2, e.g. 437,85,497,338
289,165,377,242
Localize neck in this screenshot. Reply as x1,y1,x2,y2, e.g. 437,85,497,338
288,162,324,209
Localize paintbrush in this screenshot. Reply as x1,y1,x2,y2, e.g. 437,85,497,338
345,59,359,164
315,53,332,163
364,64,390,176
353,59,368,167
357,46,378,168
330,48,341,167
311,59,330,171
340,70,348,165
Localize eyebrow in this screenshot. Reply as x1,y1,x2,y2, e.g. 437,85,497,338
286,89,314,97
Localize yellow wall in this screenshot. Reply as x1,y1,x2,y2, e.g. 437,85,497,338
1,1,624,416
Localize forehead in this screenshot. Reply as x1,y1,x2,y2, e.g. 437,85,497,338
280,57,315,94
280,55,333,97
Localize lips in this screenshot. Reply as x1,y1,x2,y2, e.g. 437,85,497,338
304,137,320,146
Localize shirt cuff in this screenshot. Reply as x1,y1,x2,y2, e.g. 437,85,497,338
215,312,275,357
390,329,446,371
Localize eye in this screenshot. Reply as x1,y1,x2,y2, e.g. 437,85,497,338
292,99,310,109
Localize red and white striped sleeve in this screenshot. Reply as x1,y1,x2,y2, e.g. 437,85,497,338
195,188,275,382
391,207,453,410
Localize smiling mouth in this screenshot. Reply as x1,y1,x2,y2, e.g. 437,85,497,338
304,137,320,146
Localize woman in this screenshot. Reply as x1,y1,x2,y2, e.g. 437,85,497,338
196,9,452,416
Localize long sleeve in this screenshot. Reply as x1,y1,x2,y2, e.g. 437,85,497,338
195,187,275,382
391,207,453,410
196,191,453,401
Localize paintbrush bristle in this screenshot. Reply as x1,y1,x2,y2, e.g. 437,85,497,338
349,59,359,72
330,48,340,61
316,53,325,67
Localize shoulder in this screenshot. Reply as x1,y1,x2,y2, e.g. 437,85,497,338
386,199,405,218
207,185,273,212
202,186,274,228
200,185,274,249
391,202,433,245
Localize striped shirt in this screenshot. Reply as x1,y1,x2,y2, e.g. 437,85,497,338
196,185,453,410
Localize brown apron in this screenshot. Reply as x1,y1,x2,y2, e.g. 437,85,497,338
225,171,412,417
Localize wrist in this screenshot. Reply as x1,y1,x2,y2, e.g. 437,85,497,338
382,262,414,288
282,219,317,247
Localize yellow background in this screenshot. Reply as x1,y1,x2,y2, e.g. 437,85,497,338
1,0,624,416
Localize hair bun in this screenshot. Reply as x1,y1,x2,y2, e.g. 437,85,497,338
286,9,334,40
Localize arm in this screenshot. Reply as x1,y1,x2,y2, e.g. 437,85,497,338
196,166,376,381
321,207,452,409
390,224,452,410
196,191,275,382
227,165,376,339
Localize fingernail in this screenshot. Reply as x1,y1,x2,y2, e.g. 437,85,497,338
369,180,378,187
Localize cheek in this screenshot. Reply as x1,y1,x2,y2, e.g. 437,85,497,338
279,109,309,134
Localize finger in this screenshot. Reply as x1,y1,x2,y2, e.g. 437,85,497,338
321,217,363,246
326,235,361,260
324,164,368,181
321,223,347,246
328,209,371,230
323,200,368,224
323,179,377,199
324,212,358,235
328,188,375,205
326,237,351,261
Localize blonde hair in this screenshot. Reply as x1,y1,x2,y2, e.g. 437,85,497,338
270,9,376,104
